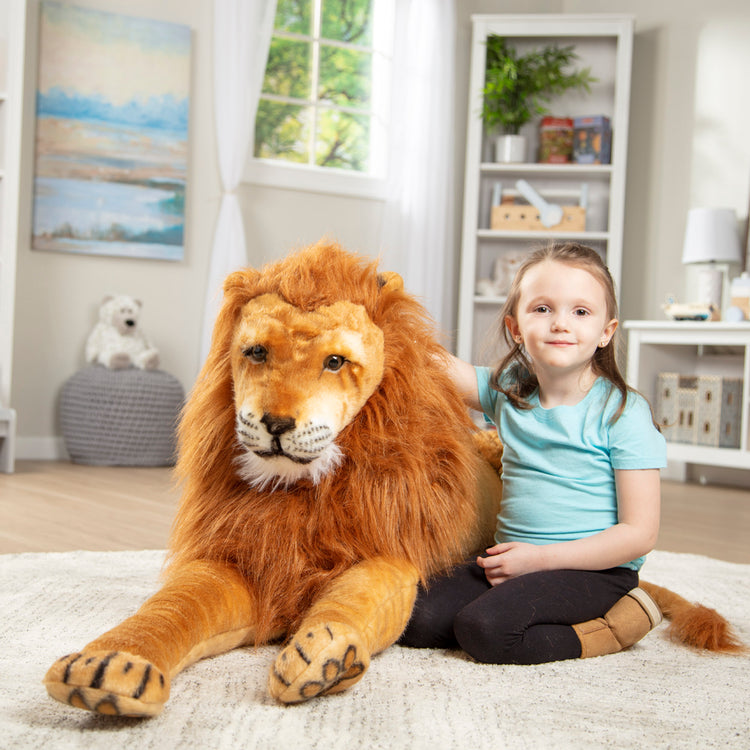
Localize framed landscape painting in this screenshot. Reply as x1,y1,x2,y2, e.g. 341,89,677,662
32,2,191,261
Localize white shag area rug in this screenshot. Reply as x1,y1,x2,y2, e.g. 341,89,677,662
1,549,748,750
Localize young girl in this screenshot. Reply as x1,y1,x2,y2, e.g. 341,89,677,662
400,242,666,664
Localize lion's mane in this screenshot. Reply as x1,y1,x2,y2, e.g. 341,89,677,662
170,242,482,642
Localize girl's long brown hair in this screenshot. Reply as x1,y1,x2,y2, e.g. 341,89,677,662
493,242,631,422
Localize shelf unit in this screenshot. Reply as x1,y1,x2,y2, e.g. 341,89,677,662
457,15,633,363
0,0,26,472
625,320,750,472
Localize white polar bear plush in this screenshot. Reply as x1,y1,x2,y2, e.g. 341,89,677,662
85,294,160,370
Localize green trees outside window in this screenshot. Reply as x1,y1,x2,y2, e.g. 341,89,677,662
254,0,378,172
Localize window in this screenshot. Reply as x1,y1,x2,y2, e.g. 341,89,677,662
247,0,394,199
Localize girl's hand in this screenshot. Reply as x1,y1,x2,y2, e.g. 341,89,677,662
476,542,545,585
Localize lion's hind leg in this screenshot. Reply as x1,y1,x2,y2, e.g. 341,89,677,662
269,558,418,704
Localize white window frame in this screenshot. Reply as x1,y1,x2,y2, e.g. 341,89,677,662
244,0,394,201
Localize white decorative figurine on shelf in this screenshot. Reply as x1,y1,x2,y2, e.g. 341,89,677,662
661,295,718,322
85,294,160,370
475,254,524,298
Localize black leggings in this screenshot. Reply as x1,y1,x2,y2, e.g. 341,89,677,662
399,560,638,664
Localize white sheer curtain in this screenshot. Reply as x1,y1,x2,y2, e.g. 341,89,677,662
380,0,457,333
200,0,277,362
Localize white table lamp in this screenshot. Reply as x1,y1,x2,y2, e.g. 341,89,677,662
682,207,743,313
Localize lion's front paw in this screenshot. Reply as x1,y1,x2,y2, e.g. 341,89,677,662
269,622,370,704
44,650,169,717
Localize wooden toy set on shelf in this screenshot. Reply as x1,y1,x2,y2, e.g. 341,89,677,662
489,179,588,233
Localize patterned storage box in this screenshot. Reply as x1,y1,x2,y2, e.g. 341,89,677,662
676,378,699,445
696,376,742,448
655,372,742,448
573,115,612,164
655,372,679,442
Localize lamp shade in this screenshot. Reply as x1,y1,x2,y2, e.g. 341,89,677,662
682,207,743,264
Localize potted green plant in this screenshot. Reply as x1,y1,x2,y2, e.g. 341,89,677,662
482,37,596,163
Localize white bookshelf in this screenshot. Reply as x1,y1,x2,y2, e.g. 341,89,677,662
457,15,633,364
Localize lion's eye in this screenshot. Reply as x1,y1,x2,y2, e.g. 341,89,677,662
243,345,268,363
324,354,347,372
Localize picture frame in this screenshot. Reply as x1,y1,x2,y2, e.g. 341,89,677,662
31,2,191,261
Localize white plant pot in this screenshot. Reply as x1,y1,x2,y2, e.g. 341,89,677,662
494,134,527,163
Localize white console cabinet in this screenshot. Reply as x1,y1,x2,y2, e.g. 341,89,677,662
624,320,750,473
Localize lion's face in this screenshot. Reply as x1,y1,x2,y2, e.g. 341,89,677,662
230,293,385,488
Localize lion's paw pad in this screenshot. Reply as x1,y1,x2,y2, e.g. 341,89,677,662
44,650,169,717
269,623,370,703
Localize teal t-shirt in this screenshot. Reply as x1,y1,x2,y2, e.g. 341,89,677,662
475,368,667,571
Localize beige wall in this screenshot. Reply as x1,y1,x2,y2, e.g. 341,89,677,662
12,0,217,456
8,0,750,456
563,0,750,321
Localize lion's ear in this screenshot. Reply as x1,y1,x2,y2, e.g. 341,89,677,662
377,271,403,293
224,268,261,295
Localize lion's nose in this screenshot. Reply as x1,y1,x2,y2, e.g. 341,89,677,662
260,413,296,436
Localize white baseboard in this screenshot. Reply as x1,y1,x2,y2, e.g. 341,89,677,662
685,464,750,489
16,437,68,461
664,458,750,488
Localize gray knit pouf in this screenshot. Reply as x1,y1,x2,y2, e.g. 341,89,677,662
60,365,185,466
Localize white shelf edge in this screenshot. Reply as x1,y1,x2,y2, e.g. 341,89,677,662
624,320,750,332
480,162,614,175
666,443,750,470
477,229,610,241
474,295,507,305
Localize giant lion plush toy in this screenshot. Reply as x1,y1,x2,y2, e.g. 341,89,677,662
44,242,741,717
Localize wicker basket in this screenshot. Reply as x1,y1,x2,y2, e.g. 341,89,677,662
60,365,185,466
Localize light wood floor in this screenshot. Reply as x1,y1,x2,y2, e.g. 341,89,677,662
1,461,749,564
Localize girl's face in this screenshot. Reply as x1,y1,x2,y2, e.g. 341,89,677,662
505,260,618,383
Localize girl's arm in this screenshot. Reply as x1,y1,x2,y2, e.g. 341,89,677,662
478,468,661,584
441,351,482,412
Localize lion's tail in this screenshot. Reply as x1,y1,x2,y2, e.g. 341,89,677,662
640,580,746,653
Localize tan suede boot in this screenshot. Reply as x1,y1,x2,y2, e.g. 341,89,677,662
572,587,663,658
